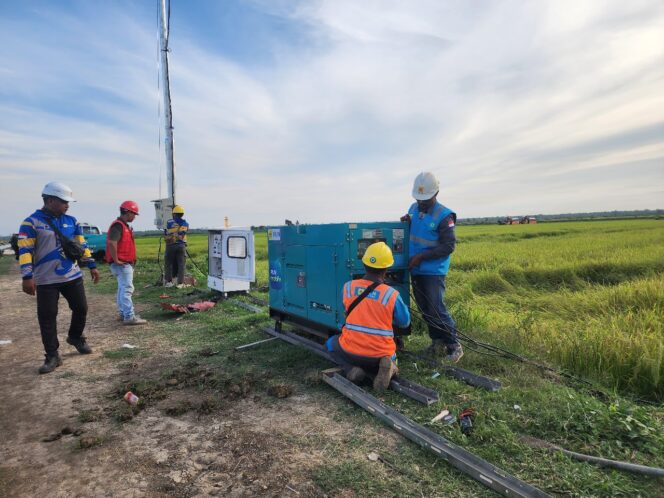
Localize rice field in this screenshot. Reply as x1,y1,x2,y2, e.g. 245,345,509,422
447,219,664,400
135,218,664,400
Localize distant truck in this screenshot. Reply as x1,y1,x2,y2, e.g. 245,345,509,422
498,216,537,225
80,223,107,260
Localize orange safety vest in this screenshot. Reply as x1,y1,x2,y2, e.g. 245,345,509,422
339,279,398,358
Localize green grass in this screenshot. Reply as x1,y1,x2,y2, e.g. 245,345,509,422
88,220,664,496
0,255,14,276
102,348,150,360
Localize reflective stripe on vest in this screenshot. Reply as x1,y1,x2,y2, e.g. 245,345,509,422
339,279,398,358
408,201,454,275
105,220,136,264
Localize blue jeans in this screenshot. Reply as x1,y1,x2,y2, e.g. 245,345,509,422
110,263,135,320
412,275,459,346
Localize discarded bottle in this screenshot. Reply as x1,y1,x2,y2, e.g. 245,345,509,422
459,414,473,435
123,391,139,405
458,407,475,435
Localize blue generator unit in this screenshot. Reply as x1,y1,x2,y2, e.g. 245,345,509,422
268,222,410,336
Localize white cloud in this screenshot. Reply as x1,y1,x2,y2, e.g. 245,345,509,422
1,0,663,235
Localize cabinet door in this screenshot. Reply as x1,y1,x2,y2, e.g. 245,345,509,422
284,245,307,311
306,245,337,329
221,230,255,281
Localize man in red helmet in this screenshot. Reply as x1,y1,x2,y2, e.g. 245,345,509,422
105,201,147,325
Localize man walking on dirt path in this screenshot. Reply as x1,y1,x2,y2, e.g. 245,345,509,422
325,242,411,391
401,171,463,363
105,201,147,326
18,182,100,374
163,204,189,288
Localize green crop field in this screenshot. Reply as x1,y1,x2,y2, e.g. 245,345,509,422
133,218,664,400
447,219,664,401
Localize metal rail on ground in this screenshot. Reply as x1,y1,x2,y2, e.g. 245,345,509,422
234,337,278,350
400,350,502,391
227,299,265,314
244,294,501,392
261,326,439,405
322,371,551,498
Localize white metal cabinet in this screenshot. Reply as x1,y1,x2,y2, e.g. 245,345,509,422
207,228,255,295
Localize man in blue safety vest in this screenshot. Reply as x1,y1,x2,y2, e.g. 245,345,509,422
401,171,463,363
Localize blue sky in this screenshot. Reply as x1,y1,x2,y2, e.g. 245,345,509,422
1,0,663,234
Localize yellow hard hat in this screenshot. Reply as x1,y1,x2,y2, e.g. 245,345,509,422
362,242,394,269
172,205,184,214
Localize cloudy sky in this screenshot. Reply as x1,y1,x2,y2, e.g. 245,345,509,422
1,0,663,234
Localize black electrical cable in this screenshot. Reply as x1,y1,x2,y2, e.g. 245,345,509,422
156,235,164,283
406,290,597,388
407,305,504,358
184,248,207,278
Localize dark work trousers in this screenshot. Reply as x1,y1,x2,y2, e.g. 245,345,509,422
325,335,397,375
411,274,460,346
36,277,88,356
164,244,186,284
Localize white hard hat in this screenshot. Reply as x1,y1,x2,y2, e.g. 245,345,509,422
42,182,76,202
412,172,439,200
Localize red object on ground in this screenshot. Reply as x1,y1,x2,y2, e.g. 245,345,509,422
161,301,216,314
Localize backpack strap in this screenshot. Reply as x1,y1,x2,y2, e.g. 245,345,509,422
345,281,381,320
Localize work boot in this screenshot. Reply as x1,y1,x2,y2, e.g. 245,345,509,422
446,344,464,363
373,357,397,392
66,336,92,354
346,366,366,383
38,353,63,374
425,340,448,359
124,315,148,325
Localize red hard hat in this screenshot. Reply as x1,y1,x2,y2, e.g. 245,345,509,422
120,200,139,214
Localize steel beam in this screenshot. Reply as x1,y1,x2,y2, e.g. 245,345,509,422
401,350,502,391
261,326,439,405
322,371,550,498
228,299,265,314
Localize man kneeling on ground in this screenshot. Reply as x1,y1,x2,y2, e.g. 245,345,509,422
326,242,411,391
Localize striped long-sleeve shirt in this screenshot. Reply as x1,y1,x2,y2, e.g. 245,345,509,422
165,217,189,246
18,209,96,285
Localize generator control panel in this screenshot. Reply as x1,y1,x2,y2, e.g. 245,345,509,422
267,222,410,335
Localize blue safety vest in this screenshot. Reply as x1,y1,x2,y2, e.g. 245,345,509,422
408,202,455,275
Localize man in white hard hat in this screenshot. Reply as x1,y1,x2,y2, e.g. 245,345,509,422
18,182,100,374
400,172,463,363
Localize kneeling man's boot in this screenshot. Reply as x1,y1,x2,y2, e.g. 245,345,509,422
373,357,397,391
39,353,63,374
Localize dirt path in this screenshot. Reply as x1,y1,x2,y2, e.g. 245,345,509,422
0,262,371,497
